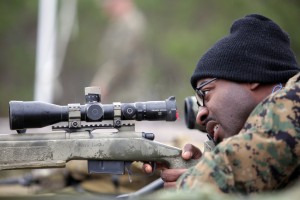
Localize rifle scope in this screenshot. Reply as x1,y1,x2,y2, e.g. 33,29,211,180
9,95,177,130
184,96,206,132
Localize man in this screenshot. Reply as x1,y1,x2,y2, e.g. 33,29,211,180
144,13,300,193
91,0,152,102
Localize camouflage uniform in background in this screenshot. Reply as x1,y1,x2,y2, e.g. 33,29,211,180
91,3,153,102
177,72,300,194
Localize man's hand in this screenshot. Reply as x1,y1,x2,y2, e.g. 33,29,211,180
143,144,202,188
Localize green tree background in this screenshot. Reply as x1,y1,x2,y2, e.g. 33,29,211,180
0,0,299,117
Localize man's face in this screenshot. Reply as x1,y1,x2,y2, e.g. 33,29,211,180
195,78,257,144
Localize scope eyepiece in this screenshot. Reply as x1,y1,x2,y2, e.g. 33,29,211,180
184,96,206,132
133,96,177,121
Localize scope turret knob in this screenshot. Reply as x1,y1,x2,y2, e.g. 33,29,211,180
86,104,104,121
85,87,101,103
122,104,136,119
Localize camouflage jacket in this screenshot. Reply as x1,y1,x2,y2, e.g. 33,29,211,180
177,72,300,194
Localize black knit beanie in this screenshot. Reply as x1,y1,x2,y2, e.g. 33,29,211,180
191,14,299,89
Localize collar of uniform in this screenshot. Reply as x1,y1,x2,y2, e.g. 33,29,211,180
286,72,300,87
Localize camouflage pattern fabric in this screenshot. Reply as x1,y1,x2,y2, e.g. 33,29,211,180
143,179,300,200
177,72,300,194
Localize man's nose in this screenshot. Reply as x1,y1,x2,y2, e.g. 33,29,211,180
196,106,209,126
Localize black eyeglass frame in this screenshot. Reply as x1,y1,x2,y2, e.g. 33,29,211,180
195,78,217,107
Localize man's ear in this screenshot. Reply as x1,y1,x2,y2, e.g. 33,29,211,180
249,83,260,91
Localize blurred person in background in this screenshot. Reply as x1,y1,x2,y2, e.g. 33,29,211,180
91,0,152,102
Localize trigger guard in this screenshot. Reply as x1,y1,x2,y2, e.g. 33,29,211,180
146,162,157,177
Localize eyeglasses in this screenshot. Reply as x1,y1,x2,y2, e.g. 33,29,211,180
195,78,217,107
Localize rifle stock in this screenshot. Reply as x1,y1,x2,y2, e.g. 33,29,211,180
0,127,199,171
